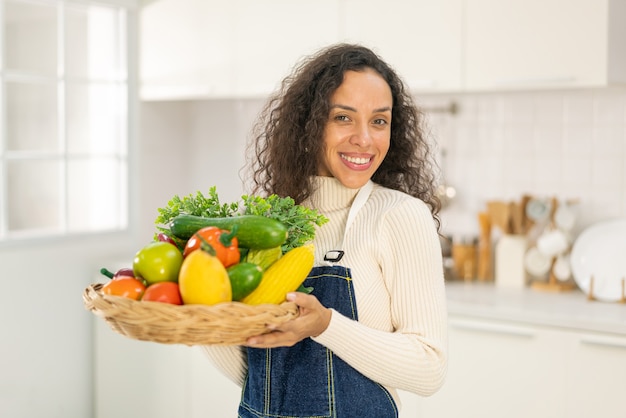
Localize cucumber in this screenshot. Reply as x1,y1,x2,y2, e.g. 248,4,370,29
169,214,288,249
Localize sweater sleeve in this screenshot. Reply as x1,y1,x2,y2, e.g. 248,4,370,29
312,197,448,396
201,345,247,387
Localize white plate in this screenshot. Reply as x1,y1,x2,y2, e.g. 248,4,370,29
570,219,626,302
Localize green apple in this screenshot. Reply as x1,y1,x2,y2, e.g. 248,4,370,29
133,241,183,284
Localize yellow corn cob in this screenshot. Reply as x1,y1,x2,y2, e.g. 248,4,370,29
241,244,314,305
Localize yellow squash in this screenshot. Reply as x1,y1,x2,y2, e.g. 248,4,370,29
242,244,314,305
178,250,232,305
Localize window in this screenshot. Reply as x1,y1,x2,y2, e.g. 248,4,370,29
0,0,133,241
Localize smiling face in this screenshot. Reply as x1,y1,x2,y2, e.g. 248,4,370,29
318,68,393,189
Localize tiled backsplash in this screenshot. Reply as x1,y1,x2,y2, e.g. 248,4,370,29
417,88,626,239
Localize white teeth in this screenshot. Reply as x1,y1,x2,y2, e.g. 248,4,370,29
341,154,370,165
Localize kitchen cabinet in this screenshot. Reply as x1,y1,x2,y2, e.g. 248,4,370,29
418,315,626,418
140,0,340,100
139,0,461,100
464,0,626,90
340,0,463,93
232,0,340,98
140,0,236,100
140,0,626,100
563,333,626,418
421,317,566,417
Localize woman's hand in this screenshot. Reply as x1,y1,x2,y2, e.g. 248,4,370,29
245,292,332,348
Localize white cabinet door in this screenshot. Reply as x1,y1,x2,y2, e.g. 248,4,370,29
341,0,463,93
563,332,626,418
232,0,341,98
140,0,340,100
464,0,626,90
140,0,236,100
420,317,566,418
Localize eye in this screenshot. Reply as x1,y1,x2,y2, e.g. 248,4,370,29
372,118,389,126
334,114,350,122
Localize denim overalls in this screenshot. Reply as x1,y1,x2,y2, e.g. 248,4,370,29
238,182,398,418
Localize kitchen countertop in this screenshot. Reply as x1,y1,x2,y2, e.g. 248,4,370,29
444,281,626,336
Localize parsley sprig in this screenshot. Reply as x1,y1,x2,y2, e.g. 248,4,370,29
154,187,328,252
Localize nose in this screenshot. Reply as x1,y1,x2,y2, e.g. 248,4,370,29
349,122,373,147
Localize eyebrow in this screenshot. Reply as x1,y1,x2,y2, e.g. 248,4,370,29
330,104,392,113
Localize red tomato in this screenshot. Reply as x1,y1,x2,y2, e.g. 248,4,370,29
183,226,240,267
141,282,183,305
101,276,146,300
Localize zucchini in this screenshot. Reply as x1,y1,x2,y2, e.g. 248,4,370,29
169,214,288,249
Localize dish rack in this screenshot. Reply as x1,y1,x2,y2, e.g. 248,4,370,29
586,276,626,303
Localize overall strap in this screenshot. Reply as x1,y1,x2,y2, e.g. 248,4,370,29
323,180,374,264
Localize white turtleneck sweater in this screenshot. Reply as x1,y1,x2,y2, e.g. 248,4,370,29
203,176,448,405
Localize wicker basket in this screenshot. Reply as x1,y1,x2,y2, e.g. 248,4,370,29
83,283,299,346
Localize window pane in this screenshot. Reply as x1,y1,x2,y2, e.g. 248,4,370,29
67,158,127,231
66,83,126,155
7,159,62,233
65,4,124,79
4,0,57,74
6,81,58,152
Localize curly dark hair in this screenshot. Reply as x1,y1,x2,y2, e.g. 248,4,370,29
245,43,441,229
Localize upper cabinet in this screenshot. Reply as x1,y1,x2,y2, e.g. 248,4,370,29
232,0,340,98
464,0,626,91
140,0,339,100
139,0,626,100
340,0,464,93
140,0,236,100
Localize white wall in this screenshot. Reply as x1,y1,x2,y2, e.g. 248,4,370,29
0,233,137,418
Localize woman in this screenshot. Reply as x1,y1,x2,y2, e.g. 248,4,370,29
204,43,447,418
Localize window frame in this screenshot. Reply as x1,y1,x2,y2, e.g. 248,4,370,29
0,0,139,246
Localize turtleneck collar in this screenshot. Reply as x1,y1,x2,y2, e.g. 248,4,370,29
308,176,362,212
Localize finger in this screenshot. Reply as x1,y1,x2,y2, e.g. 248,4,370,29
287,291,318,309
246,330,297,348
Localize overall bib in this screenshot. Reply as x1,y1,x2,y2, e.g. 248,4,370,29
238,182,398,418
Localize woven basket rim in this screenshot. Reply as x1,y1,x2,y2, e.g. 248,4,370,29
83,282,299,346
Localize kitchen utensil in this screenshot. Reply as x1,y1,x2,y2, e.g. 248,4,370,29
477,212,492,281
570,219,626,302
526,197,552,223
510,201,524,235
452,239,477,281
524,247,552,277
487,201,512,234
552,254,572,282
554,200,578,231
495,234,528,288
536,229,569,257
520,194,533,234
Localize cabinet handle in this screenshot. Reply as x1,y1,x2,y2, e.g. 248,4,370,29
494,76,577,87
579,335,626,350
450,319,535,338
